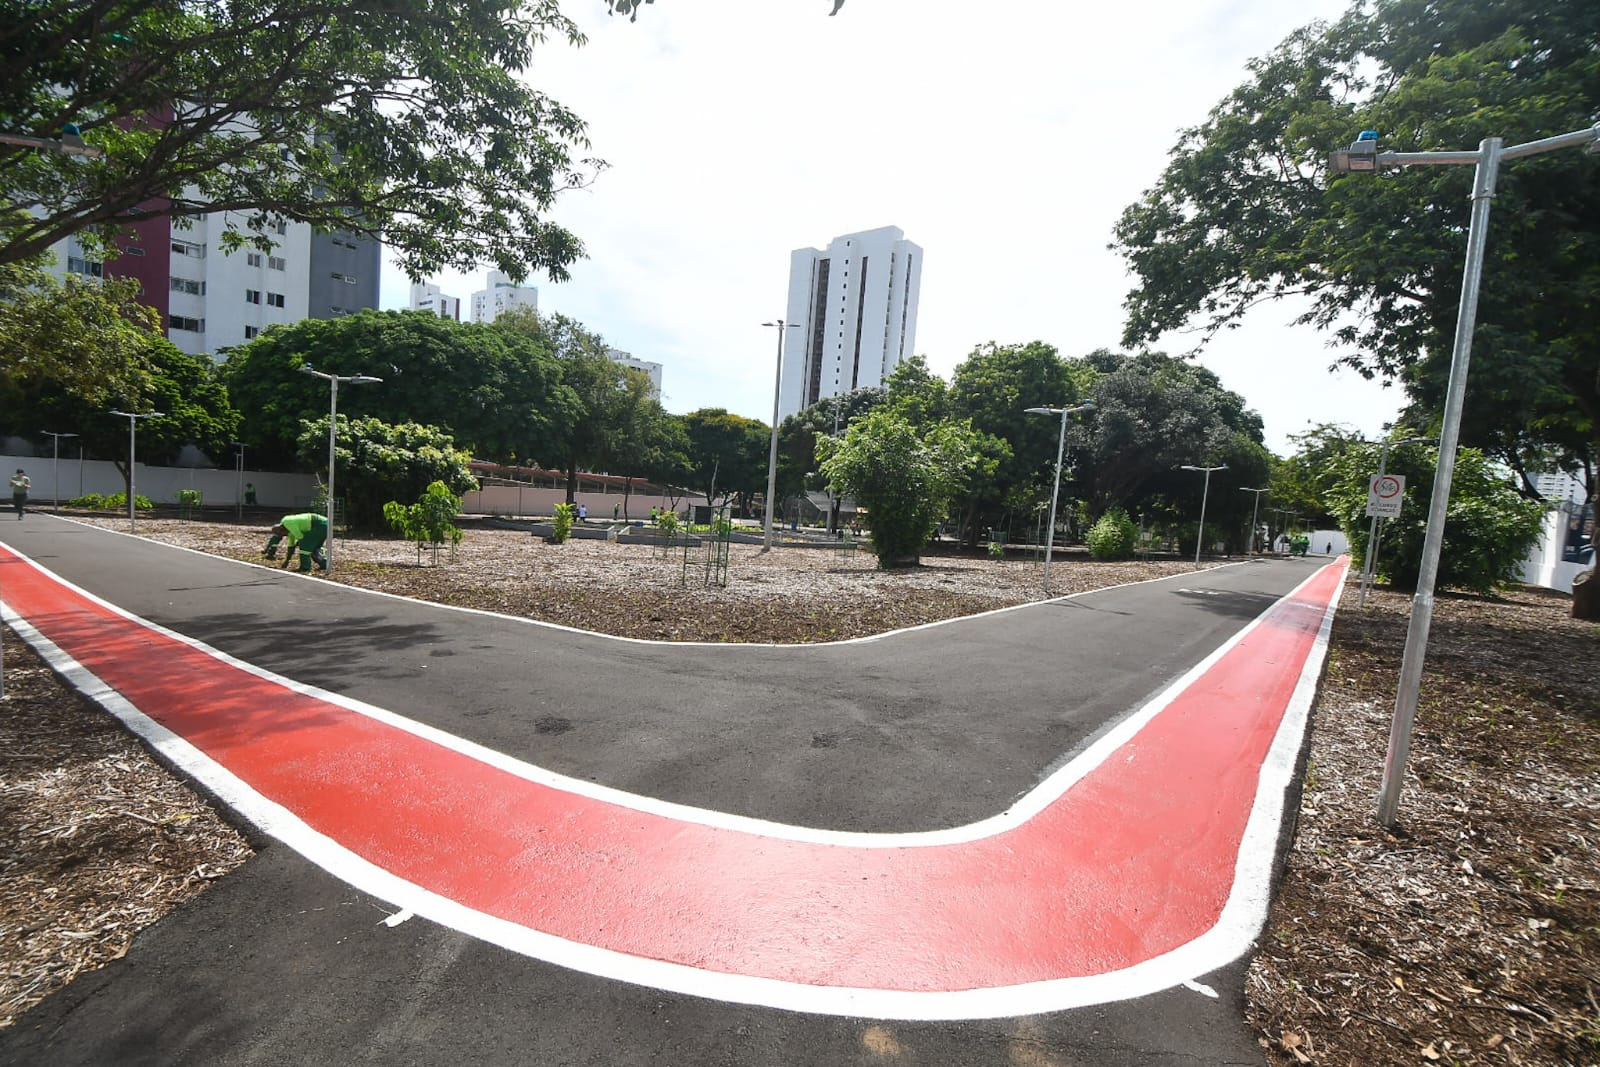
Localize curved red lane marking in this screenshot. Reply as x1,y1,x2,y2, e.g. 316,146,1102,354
0,548,1341,992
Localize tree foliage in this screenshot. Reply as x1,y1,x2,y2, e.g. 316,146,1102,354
2,0,600,278
221,310,575,469
819,409,990,568
4,335,238,500
1086,507,1139,561
296,415,476,531
1113,0,1600,494
680,408,768,513
383,480,464,548
0,261,162,405
775,386,883,507
1325,442,1544,592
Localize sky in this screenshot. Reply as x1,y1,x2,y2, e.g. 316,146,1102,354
376,0,1403,457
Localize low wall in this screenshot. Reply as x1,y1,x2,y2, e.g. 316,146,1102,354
1,453,317,511
463,483,709,521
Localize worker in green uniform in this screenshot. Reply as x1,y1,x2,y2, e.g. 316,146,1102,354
263,512,329,573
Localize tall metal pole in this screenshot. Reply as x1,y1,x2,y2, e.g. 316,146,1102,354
1182,464,1227,566
109,411,161,530
1240,487,1268,555
42,431,78,511
1377,138,1502,827
760,321,799,552
1025,403,1094,595
300,367,381,575
1357,442,1396,608
234,443,245,522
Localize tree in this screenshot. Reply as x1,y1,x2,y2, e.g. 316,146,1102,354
7,337,239,503
947,341,1078,542
598,371,687,520
1068,350,1270,546
0,261,161,405
775,387,883,522
3,0,601,279
819,409,989,568
680,408,769,514
1325,443,1544,593
295,416,476,531
1112,0,1600,520
220,310,576,470
1271,422,1374,530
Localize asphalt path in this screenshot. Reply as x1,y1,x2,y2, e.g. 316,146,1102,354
0,515,1333,1065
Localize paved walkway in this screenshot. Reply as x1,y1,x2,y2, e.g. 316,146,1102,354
0,516,1344,1065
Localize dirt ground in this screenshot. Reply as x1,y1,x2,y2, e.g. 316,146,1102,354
3,515,1597,1065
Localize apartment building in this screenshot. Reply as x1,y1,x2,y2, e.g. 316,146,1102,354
409,281,462,320
605,348,664,400
469,270,538,324
779,225,922,421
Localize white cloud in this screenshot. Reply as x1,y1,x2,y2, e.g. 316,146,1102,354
381,0,1399,453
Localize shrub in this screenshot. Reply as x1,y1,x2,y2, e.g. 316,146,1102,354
655,510,680,537
1086,508,1138,560
383,481,464,548
67,492,153,510
551,502,576,543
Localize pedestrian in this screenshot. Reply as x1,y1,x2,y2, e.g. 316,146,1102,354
613,502,620,520
244,482,257,506
263,512,329,573
1325,542,1332,554
10,468,30,519
578,503,587,520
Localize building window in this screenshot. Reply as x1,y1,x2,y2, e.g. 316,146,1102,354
122,246,147,256
169,276,205,296
268,256,286,271
246,252,263,268
245,289,261,304
331,236,359,250
329,305,349,316
271,219,288,235
330,272,356,284
67,256,102,277
171,240,204,258
244,325,260,340
267,292,286,308
168,315,204,332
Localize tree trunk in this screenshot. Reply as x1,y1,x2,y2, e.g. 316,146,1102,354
1573,566,1600,620
565,461,578,506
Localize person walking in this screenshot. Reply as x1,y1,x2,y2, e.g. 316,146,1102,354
263,512,330,573
10,469,30,519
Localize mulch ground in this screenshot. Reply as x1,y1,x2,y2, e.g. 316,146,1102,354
3,515,1597,1064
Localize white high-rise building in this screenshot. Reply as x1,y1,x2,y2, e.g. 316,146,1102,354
409,281,460,320
470,270,538,324
779,225,922,421
606,348,663,400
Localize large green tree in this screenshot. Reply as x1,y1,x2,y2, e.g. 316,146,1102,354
295,415,476,531
818,408,990,568
221,310,575,469
775,386,883,521
8,337,239,502
0,260,162,405
680,408,768,514
2,0,600,278
1112,0,1600,499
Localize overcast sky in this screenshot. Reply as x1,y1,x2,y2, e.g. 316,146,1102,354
377,0,1403,456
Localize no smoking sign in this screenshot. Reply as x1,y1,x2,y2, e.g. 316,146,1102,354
1366,473,1407,518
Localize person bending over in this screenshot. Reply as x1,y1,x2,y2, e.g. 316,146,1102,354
264,512,329,573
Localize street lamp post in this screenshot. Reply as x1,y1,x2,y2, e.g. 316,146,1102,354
1180,464,1228,566
1023,402,1096,594
108,411,163,529
300,367,382,574
1332,122,1600,828
1357,435,1433,608
1240,487,1269,555
41,431,79,511
233,442,245,522
759,320,801,552
0,125,103,158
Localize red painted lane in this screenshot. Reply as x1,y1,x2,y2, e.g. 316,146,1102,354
0,549,1343,991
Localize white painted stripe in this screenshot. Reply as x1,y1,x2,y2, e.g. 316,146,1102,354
0,550,1345,1018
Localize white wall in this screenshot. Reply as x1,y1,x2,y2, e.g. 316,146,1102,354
1,453,316,510
1519,507,1589,593
462,483,709,520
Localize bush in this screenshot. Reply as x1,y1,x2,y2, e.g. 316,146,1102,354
1086,508,1138,560
551,503,576,543
382,481,464,547
66,492,153,510
655,510,680,537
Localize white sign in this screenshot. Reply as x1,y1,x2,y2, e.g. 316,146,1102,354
1366,473,1406,518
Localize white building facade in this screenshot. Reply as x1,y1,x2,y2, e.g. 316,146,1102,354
605,348,663,400
409,281,461,320
779,225,922,421
470,270,538,324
